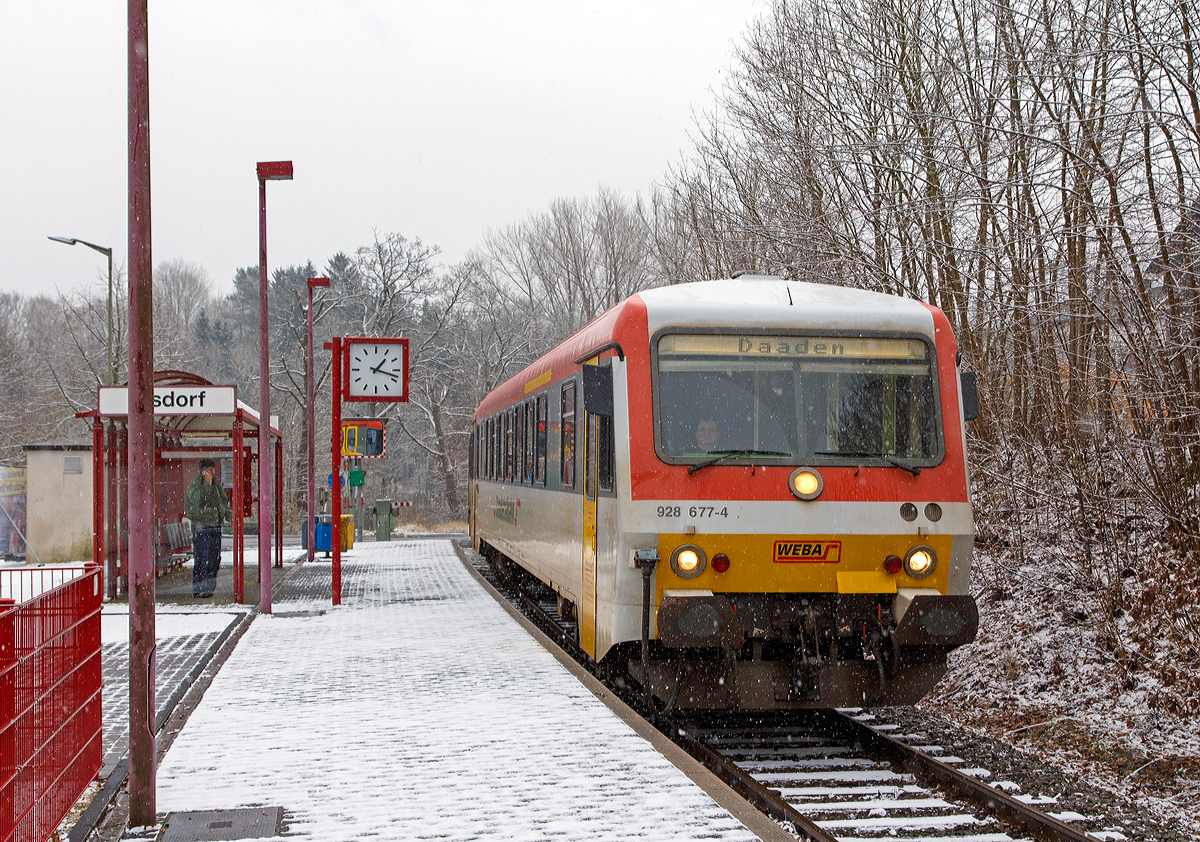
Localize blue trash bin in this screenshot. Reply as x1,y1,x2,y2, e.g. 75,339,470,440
314,516,333,555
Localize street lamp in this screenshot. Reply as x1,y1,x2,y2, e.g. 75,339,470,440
256,160,292,616
306,276,330,563
48,236,116,385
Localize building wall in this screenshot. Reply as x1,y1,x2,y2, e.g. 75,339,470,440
26,446,93,564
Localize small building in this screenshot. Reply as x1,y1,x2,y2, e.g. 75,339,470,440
24,444,94,563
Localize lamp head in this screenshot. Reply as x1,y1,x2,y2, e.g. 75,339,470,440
256,160,293,181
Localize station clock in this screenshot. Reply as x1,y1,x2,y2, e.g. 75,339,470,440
345,337,409,402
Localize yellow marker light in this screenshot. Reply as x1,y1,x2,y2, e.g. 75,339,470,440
788,467,824,501
670,545,707,579
904,546,937,579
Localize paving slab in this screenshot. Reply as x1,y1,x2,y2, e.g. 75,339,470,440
149,539,763,841
99,611,245,777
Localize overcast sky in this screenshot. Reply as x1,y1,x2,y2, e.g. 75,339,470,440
1,1,764,300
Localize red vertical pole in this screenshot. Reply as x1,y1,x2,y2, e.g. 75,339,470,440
127,0,156,824
274,438,282,568
307,286,316,563
105,423,117,600
257,176,272,615
304,276,329,564
92,418,103,569
330,337,342,605
117,425,128,594
307,289,312,561
233,418,244,605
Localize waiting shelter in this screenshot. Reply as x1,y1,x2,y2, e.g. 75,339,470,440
78,371,283,602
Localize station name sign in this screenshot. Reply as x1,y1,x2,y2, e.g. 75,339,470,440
98,386,237,416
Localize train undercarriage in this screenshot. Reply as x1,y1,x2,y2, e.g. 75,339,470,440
630,590,977,709
481,545,977,711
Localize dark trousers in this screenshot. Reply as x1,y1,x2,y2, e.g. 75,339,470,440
192,526,222,595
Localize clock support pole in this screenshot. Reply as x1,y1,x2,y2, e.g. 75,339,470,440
325,337,343,605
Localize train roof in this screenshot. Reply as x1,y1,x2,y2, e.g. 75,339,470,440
636,276,936,336
474,277,945,419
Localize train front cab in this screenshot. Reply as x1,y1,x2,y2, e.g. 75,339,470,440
619,310,980,710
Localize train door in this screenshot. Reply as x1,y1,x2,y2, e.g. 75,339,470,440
580,360,615,660
581,363,599,658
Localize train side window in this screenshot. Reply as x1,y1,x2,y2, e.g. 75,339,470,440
489,417,496,480
585,414,597,500
524,401,535,484
561,382,576,488
505,410,514,482
535,394,547,486
515,405,524,484
513,408,519,482
597,414,614,492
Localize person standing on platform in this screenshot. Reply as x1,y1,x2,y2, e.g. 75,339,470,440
185,458,232,598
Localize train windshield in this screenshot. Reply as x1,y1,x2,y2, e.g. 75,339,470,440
655,333,941,466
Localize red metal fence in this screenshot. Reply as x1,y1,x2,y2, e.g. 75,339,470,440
0,566,103,842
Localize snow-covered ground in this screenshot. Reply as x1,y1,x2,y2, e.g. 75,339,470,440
925,544,1200,834
154,539,760,841
101,604,246,644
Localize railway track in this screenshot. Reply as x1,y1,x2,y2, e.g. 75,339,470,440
469,546,1106,842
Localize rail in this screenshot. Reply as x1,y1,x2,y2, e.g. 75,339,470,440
0,565,103,842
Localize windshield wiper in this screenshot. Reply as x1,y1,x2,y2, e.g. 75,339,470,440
687,449,790,475
814,449,922,476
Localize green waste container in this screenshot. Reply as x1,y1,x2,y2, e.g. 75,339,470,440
374,500,393,542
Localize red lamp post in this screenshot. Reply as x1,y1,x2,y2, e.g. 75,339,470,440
256,160,292,616
306,277,330,562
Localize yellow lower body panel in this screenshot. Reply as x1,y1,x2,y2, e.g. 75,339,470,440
656,532,951,600
836,570,897,594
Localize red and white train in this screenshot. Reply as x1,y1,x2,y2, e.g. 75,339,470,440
470,276,978,709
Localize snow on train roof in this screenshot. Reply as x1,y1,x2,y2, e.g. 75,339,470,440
636,276,936,336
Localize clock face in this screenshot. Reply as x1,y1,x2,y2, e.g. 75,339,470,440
346,340,408,401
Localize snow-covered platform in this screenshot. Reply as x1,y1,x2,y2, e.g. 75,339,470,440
151,538,776,841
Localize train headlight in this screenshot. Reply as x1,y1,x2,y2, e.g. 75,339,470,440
671,545,707,579
789,467,823,501
904,546,937,579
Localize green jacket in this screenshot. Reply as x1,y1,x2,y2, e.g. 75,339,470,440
185,474,233,529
